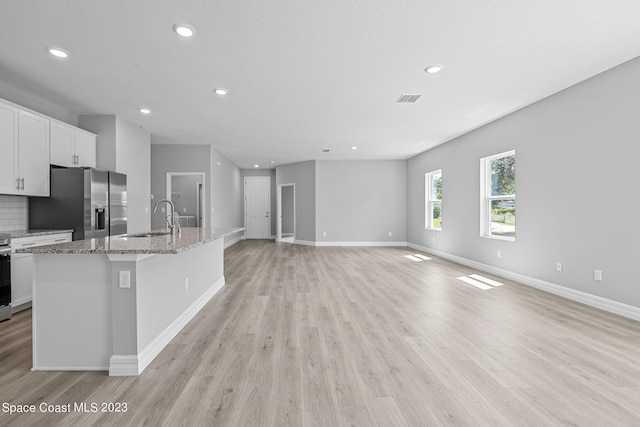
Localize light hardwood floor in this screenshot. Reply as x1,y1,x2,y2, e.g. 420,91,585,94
1,240,640,426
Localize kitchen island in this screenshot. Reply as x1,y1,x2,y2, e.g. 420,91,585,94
18,227,243,376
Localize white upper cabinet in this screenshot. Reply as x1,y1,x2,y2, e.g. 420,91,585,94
50,121,96,168
0,102,19,194
0,102,50,196
73,129,96,168
18,110,50,196
0,97,100,197
49,121,74,166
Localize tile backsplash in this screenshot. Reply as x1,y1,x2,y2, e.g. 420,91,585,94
0,195,28,232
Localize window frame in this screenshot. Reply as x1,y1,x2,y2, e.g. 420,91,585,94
480,150,515,241
425,169,442,231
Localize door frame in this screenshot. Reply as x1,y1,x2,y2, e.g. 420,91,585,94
166,172,206,228
276,183,295,243
244,176,271,239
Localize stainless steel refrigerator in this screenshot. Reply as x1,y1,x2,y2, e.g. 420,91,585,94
29,167,127,241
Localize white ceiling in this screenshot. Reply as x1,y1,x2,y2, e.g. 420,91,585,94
2,1,640,169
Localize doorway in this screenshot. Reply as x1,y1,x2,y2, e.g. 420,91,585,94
244,176,271,239
276,183,295,243
166,172,206,228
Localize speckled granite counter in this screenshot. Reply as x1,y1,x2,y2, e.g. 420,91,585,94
17,227,243,255
8,229,74,239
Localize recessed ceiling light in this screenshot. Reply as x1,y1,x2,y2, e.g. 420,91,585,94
350,146,358,150
213,88,228,96
425,64,444,74
47,47,69,58
173,24,196,38
139,108,151,114
254,164,259,168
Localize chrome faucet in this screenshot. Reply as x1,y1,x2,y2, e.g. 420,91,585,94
153,199,181,235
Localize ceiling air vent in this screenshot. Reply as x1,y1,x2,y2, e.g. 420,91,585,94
395,94,422,103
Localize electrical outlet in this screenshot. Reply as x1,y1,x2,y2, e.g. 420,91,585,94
497,250,501,258
556,262,562,272
185,277,189,290
594,270,602,281
323,231,327,236
119,271,131,289
388,231,392,237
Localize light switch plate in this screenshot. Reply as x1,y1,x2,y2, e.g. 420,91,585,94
119,271,131,288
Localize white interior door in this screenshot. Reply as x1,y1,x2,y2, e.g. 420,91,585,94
245,176,270,239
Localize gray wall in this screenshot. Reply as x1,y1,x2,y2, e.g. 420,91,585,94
150,145,210,230
316,160,407,243
114,117,151,234
407,56,640,308
78,115,117,171
241,169,277,235
150,144,243,241
210,148,243,229
171,175,201,219
276,161,316,243
0,81,77,125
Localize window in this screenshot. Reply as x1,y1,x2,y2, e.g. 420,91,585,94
425,169,442,230
481,151,515,240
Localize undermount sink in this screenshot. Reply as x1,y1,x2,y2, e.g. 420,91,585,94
125,231,172,238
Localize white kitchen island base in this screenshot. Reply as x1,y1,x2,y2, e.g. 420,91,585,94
27,228,241,376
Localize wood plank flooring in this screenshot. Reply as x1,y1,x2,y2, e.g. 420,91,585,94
1,240,640,426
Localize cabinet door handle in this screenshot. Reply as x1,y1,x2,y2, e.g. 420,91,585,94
16,178,20,190
20,178,25,190
22,242,37,246
54,239,67,242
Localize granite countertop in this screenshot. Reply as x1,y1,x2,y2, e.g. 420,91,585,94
16,227,244,255
8,229,74,239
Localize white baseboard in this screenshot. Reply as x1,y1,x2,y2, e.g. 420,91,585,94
408,242,640,321
224,234,244,249
33,366,108,372
315,241,408,247
108,356,138,376
293,240,407,247
294,239,316,247
11,295,31,308
11,299,32,313
109,276,226,376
